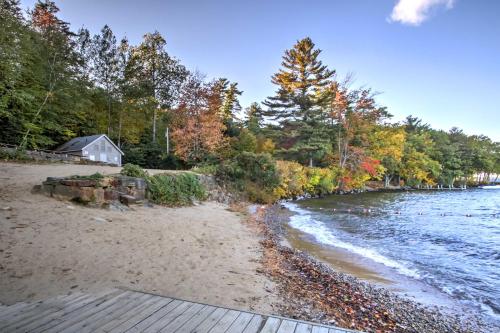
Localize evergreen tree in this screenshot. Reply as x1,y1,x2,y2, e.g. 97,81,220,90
263,37,335,166
263,37,335,122
244,102,264,134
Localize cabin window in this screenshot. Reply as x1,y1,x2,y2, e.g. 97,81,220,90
93,144,99,152
100,141,105,151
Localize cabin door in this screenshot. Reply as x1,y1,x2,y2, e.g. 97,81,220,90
100,152,107,162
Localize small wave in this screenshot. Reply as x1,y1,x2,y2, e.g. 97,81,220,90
283,202,421,279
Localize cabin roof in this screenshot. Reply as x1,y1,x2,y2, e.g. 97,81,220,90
55,134,124,155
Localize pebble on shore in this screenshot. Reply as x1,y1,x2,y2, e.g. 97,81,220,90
255,205,488,333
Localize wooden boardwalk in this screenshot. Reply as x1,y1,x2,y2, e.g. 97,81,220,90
0,289,363,333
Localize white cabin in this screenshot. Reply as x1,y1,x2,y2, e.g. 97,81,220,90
55,134,124,166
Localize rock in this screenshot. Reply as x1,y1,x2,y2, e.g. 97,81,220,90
93,188,105,203
60,179,97,187
78,187,96,202
31,185,42,194
119,194,140,206
104,189,120,201
52,184,81,201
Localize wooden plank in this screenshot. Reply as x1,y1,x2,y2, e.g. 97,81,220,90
142,301,194,332
0,293,83,330
225,312,254,333
96,296,166,332
241,315,264,333
63,292,152,333
106,297,173,333
311,326,330,333
207,309,240,333
0,302,33,321
18,290,117,332
4,294,91,332
259,317,282,333
125,299,183,333
41,291,132,332
0,292,82,323
158,303,205,332
295,322,313,333
191,307,228,333
276,319,297,333
329,329,350,333
174,305,217,333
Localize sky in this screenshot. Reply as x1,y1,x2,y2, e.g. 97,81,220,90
20,0,500,140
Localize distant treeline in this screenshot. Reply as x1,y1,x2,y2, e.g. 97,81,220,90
1,0,499,194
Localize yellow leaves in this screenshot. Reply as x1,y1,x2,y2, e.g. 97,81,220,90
370,127,406,162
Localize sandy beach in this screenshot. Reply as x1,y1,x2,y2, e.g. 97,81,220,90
0,162,278,313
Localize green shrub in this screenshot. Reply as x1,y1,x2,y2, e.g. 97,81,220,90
191,164,218,175
147,173,206,206
121,163,149,178
0,148,30,161
216,152,281,203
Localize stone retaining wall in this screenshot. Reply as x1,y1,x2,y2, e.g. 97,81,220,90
36,175,146,207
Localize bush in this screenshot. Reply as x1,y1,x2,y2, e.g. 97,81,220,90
191,164,218,175
216,152,281,203
0,148,30,161
275,160,338,198
147,173,206,206
121,163,149,178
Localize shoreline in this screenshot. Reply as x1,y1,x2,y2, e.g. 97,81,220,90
254,204,489,333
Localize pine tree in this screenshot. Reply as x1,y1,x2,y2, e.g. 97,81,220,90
263,38,335,166
244,102,264,134
263,37,335,123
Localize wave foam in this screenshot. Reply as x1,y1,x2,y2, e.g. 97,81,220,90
283,202,421,279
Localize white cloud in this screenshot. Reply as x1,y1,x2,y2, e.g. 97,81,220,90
389,0,455,26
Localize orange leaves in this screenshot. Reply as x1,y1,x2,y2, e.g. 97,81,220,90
171,74,227,163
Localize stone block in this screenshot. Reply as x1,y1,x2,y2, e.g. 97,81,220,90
79,187,96,202
52,184,81,201
94,188,105,203
104,189,120,201
60,179,97,187
115,176,137,188
119,194,140,206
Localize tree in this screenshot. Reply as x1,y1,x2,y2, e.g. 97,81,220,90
244,102,264,134
324,80,390,188
16,0,89,149
264,37,335,122
171,73,226,164
370,126,406,187
90,25,119,137
263,38,335,166
129,31,187,143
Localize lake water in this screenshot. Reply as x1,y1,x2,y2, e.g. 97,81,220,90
284,189,500,326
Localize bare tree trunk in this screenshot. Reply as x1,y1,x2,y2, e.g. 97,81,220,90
117,106,123,147
107,92,112,137
152,108,157,143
